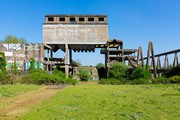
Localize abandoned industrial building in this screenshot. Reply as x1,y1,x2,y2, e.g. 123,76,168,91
1,14,140,77
1,14,179,78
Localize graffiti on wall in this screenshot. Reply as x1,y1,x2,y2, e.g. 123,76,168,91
25,44,40,51
3,44,22,51
6,61,43,70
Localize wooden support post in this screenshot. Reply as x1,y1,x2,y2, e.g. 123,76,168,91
65,44,69,78
146,41,157,77
146,43,151,69
173,53,178,67
137,47,144,67
164,55,169,69
156,57,161,69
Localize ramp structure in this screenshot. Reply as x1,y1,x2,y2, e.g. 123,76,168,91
43,14,109,76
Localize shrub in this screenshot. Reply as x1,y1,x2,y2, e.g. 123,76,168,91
0,52,6,72
165,64,180,78
77,69,91,81
23,69,77,85
108,62,128,79
151,77,169,84
65,78,78,85
169,76,180,83
130,67,151,80
131,78,150,85
29,58,35,72
96,63,104,69
53,69,65,78
0,71,12,84
99,78,122,85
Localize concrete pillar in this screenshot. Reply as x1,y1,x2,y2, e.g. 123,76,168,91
65,44,69,78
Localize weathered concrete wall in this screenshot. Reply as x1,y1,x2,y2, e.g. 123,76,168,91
43,25,108,44
43,15,108,44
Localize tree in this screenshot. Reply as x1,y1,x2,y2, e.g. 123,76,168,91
130,66,151,80
0,52,7,72
108,62,128,79
72,60,81,67
29,58,35,72
3,35,26,44
96,63,104,69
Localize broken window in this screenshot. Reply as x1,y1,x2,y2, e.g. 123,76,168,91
48,17,54,21
98,17,104,21
88,17,94,21
59,17,65,21
79,17,85,21
70,17,76,22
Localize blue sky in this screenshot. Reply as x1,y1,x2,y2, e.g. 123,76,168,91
0,0,180,66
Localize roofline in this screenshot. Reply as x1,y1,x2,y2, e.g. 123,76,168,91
45,14,107,17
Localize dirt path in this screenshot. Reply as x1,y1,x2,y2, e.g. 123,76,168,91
0,85,67,120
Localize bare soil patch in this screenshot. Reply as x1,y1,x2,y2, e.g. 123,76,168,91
0,85,66,119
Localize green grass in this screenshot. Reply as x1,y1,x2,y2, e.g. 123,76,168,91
0,84,42,98
19,84,180,120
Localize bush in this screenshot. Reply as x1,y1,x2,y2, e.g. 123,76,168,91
29,58,35,72
96,63,104,69
0,71,12,84
165,64,180,78
131,78,150,85
53,69,66,79
99,78,122,85
0,52,7,72
65,78,78,85
130,67,151,80
23,69,77,85
151,77,169,84
108,62,128,79
169,76,180,83
77,69,91,81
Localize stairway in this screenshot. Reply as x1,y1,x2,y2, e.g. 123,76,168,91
127,56,138,68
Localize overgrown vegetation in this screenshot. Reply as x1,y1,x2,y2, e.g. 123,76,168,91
0,52,6,72
29,58,35,72
108,62,128,80
23,69,77,85
130,66,151,80
77,69,91,81
165,64,180,77
100,62,180,85
0,54,77,85
18,84,180,120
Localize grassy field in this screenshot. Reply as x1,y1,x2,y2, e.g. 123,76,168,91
0,85,42,99
16,84,180,120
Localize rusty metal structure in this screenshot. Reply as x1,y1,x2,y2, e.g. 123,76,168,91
136,41,180,77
